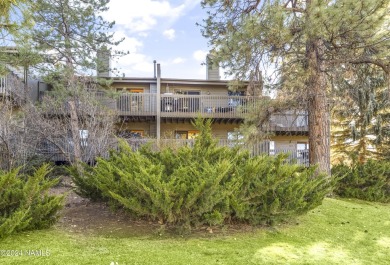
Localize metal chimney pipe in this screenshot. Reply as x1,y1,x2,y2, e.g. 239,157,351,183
153,60,157,78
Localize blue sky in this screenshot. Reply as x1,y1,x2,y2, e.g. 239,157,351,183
104,0,212,79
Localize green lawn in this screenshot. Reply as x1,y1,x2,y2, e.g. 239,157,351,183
1,198,389,265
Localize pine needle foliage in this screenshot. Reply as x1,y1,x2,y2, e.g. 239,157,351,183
231,154,331,225
72,119,332,228
0,164,65,238
332,159,390,203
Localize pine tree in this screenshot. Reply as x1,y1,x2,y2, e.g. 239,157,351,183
0,0,28,32
28,0,121,73
200,0,390,175
331,64,390,163
19,0,122,165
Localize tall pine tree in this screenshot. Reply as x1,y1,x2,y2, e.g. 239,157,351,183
331,64,390,163
201,0,390,175
20,0,122,165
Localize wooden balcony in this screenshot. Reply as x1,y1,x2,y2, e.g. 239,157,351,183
160,94,254,120
267,113,309,135
39,91,309,133
116,93,157,117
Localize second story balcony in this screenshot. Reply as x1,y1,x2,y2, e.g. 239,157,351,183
114,93,253,119
160,93,251,120
115,93,308,133
116,92,157,117
39,90,308,134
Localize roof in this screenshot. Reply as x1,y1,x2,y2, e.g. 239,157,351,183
110,77,248,87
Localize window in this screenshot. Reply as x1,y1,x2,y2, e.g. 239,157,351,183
173,90,200,112
0,76,6,93
117,130,144,138
79,130,88,147
130,130,144,138
297,142,309,159
175,130,199,139
269,141,275,155
228,91,245,108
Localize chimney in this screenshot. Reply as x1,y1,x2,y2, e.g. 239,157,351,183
97,46,111,77
153,60,157,78
206,54,220,80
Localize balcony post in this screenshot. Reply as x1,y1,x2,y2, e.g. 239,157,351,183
156,64,161,141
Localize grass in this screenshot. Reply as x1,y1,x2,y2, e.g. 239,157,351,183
0,198,389,265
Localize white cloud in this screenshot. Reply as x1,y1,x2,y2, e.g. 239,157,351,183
102,1,204,78
193,50,208,62
109,31,153,76
163,29,176,40
105,0,200,33
114,31,143,53
197,64,206,78
138,32,149,38
172,57,185,64
113,52,154,77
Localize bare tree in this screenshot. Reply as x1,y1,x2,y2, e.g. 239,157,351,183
30,77,118,165
0,72,40,170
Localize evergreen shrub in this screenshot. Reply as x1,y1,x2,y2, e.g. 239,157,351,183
72,119,332,227
0,164,65,238
332,160,390,203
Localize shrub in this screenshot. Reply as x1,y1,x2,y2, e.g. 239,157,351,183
72,119,332,228
0,164,65,238
231,154,330,224
332,160,390,203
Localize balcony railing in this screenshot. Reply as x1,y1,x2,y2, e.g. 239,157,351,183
20,136,309,167
124,138,309,166
160,94,256,119
116,93,157,116
115,93,308,130
267,113,308,133
39,91,308,132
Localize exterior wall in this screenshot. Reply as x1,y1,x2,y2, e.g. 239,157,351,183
111,83,151,93
160,82,244,96
160,122,237,139
116,121,155,137
270,135,309,151
212,124,238,139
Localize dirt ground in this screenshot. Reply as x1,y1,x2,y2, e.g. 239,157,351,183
53,176,259,237
53,176,163,237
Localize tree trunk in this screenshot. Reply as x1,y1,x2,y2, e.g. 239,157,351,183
68,100,81,164
306,38,331,176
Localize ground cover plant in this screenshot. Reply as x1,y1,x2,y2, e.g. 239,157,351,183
0,198,389,265
0,164,64,238
72,119,332,228
333,159,390,203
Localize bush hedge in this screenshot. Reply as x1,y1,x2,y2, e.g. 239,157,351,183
72,119,331,228
0,164,65,238
332,160,390,203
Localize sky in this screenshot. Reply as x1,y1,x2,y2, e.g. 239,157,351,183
103,0,212,80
